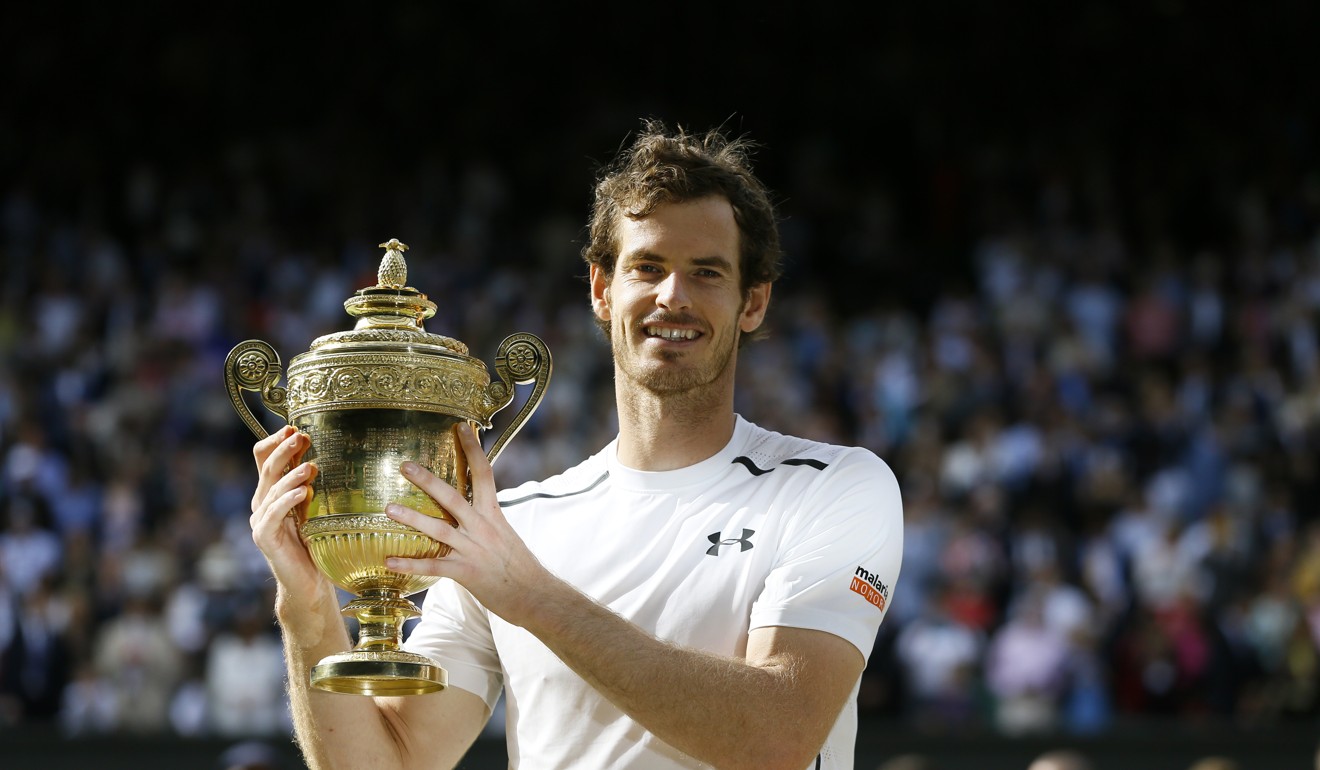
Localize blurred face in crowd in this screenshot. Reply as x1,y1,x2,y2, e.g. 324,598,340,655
590,195,769,398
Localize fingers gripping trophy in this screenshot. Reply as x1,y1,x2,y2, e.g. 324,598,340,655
224,239,551,696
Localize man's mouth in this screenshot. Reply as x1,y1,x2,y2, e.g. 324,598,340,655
644,326,700,341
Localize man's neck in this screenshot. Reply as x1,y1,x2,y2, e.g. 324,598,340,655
613,382,737,472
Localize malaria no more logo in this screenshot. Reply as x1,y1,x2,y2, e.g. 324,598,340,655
850,565,890,611
706,529,755,556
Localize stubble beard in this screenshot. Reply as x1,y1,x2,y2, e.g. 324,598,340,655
612,323,740,405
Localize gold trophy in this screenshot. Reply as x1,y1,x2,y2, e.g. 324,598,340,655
224,238,551,696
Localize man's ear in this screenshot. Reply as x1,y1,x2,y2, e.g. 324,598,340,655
739,282,771,334
590,263,611,321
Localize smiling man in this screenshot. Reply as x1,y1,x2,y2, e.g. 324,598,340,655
248,120,904,770
595,194,770,460
607,198,753,384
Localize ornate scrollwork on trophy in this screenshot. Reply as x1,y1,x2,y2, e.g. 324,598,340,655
234,350,271,384
303,513,454,595
225,340,289,439
286,360,489,418
347,650,430,664
301,513,447,537
485,332,553,463
310,328,469,354
503,337,543,379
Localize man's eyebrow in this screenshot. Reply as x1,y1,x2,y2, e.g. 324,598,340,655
620,251,735,271
691,255,735,271
618,249,661,265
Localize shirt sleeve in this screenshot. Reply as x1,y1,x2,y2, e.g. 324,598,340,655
749,448,904,661
401,577,504,710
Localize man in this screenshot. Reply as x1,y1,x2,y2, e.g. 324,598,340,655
249,120,903,769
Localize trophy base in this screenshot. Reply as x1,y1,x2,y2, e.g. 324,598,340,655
311,649,448,696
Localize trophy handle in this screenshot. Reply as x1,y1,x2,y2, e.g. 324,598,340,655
224,340,290,440
484,332,552,465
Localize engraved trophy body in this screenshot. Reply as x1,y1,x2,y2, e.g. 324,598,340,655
224,239,551,696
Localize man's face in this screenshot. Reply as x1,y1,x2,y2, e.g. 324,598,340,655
590,195,770,396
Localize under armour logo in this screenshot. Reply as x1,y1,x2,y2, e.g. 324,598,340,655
706,529,755,556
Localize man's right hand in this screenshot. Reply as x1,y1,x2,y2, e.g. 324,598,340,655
247,425,491,770
250,425,329,607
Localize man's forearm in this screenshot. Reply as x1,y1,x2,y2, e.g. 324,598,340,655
519,578,854,770
276,586,408,770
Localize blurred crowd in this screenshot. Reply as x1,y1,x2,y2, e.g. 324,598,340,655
2,99,1320,746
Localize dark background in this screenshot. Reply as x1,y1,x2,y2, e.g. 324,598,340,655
8,2,1314,307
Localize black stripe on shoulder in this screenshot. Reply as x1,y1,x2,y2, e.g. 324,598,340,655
783,457,829,471
499,471,609,508
732,456,772,476
815,754,822,770
733,455,831,476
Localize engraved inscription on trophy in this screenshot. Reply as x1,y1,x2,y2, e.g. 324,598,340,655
301,422,345,494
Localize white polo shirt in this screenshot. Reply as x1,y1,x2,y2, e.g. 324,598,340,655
405,416,903,769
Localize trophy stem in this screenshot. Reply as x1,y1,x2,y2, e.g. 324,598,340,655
309,588,448,696
344,588,420,647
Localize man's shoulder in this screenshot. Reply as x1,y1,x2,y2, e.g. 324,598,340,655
496,445,610,509
737,418,888,476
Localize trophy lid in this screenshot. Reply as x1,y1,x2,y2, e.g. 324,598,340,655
307,239,468,355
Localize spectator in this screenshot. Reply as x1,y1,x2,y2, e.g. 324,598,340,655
205,598,288,737
894,579,986,728
91,592,184,733
0,495,62,598
58,662,118,736
984,589,1071,734
0,577,71,721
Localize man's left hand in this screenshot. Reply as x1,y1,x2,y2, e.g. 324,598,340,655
384,422,549,623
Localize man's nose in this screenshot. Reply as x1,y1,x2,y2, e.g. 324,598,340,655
656,272,691,310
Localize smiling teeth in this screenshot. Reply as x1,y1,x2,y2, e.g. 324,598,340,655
646,327,698,340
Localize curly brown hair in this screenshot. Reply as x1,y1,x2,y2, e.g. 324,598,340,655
582,119,783,339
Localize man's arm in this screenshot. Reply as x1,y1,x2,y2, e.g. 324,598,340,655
386,424,870,770
251,427,489,770
523,584,863,770
275,584,490,770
